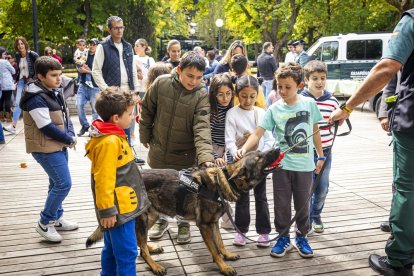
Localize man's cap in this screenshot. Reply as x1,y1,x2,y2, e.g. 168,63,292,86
292,40,306,46
88,38,100,45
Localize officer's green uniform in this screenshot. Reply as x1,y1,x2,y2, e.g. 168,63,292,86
383,10,414,268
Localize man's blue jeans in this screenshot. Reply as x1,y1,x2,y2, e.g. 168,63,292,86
101,219,138,276
12,79,25,123
310,148,332,224
32,149,72,225
76,84,99,128
261,79,273,107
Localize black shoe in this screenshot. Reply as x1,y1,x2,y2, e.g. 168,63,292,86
380,222,391,232
369,254,413,276
77,126,89,136
135,157,145,165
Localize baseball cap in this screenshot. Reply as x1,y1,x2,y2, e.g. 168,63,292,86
292,40,305,46
88,38,100,45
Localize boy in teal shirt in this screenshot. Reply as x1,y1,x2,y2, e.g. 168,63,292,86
235,62,324,258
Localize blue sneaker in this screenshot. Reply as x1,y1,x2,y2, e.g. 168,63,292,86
294,236,314,258
270,236,293,257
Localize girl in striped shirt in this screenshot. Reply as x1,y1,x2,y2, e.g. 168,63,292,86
208,73,234,229
302,60,339,234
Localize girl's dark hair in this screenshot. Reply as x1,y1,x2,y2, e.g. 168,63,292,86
235,75,259,95
208,73,234,114
0,47,6,57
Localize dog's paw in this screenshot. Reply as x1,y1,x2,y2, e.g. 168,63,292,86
148,244,164,254
151,264,167,276
224,253,240,261
220,265,237,276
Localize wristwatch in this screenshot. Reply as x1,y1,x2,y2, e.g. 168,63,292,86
340,103,353,114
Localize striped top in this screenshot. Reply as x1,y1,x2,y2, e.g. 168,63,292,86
302,89,339,148
211,104,232,147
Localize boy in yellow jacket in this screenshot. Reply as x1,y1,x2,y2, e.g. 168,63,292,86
85,87,150,276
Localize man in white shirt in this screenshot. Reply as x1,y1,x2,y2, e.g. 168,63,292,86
92,16,139,143
92,16,139,94
284,40,297,63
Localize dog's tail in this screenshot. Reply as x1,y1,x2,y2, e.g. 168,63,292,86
85,226,103,248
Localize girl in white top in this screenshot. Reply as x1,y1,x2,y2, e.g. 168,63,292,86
225,75,274,247
133,38,155,94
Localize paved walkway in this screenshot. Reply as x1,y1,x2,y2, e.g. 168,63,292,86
0,108,398,275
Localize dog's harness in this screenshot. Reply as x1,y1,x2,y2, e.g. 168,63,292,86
176,169,223,217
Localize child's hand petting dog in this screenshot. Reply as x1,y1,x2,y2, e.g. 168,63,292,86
100,216,117,228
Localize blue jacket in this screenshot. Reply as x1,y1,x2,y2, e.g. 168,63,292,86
101,37,135,91
0,59,15,90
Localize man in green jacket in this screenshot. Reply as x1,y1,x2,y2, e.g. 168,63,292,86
139,51,214,244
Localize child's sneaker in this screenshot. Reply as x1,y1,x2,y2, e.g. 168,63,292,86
220,216,234,230
270,236,293,257
3,124,16,134
149,219,169,240
294,235,314,258
55,216,78,231
312,218,324,233
256,234,270,247
36,221,63,242
233,233,246,246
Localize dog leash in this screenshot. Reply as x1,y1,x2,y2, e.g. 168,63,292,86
216,119,351,243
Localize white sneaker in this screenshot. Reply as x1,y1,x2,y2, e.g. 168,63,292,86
36,221,63,242
3,124,16,134
55,217,79,231
220,217,234,230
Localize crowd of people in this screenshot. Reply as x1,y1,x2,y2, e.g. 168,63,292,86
1,11,413,276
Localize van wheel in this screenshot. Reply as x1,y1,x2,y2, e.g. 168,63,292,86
375,96,381,118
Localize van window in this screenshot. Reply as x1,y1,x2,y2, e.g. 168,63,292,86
311,41,338,61
347,39,382,60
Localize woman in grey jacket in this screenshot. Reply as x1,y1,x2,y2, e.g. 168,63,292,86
0,48,16,122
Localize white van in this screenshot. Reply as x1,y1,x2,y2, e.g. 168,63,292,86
307,33,392,113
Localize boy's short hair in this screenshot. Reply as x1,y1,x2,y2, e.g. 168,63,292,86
95,87,135,122
275,62,303,85
303,60,328,79
262,42,273,51
179,51,206,72
35,56,62,77
230,54,248,76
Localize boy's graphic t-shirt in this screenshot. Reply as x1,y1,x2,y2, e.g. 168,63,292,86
260,95,322,172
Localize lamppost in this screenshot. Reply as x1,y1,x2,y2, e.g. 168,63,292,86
215,19,224,50
32,0,39,53
189,22,197,49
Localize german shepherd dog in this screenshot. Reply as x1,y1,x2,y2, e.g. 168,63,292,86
86,148,281,276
